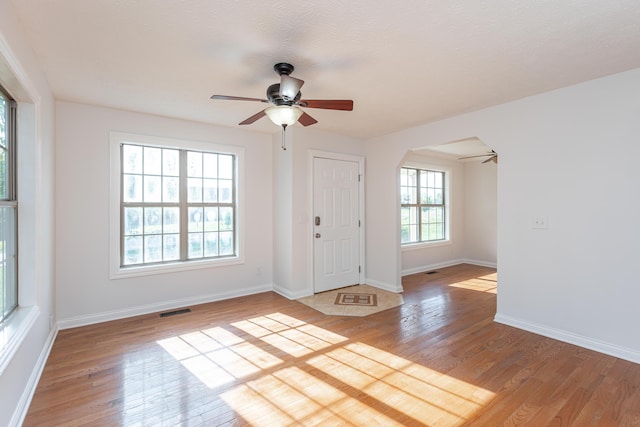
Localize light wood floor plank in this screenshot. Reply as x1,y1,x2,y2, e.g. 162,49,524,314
24,264,640,426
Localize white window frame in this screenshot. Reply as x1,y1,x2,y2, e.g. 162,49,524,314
400,162,452,250
110,132,244,279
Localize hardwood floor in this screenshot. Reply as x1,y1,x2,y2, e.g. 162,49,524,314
25,264,640,426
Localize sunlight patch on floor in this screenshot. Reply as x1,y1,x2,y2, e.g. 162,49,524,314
156,312,495,425
449,273,497,294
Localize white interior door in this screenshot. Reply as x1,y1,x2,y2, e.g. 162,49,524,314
313,157,360,293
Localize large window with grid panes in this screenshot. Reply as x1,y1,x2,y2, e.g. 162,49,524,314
0,85,17,324
111,133,242,277
400,166,448,245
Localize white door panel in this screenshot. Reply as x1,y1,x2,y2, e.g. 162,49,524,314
313,157,360,293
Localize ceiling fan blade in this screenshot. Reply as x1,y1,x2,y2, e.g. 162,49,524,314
482,155,498,164
279,75,304,101
298,111,318,127
459,153,495,160
239,110,266,125
299,99,354,111
211,95,268,103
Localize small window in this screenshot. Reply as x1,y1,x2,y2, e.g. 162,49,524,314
400,167,447,244
111,133,243,278
0,85,17,323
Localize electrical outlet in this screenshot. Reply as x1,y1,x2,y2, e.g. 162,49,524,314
532,216,548,229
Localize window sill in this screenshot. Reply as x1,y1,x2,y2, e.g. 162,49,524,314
401,239,452,252
110,255,244,279
0,305,39,376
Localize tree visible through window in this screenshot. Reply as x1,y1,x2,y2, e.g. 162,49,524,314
400,167,446,244
121,143,236,267
0,85,17,323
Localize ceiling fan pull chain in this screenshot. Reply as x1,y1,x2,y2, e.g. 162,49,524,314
281,124,288,150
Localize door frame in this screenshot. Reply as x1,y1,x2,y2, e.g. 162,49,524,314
308,150,365,294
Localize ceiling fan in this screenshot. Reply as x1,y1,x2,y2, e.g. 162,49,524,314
459,150,498,164
210,62,354,129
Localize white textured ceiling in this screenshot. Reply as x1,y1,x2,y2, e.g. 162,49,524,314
10,0,640,139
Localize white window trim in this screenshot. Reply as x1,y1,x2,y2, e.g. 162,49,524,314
400,161,453,247
109,132,245,279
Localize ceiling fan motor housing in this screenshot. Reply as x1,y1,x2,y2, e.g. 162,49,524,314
267,83,301,106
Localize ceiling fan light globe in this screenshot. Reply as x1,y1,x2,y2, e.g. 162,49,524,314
265,106,303,126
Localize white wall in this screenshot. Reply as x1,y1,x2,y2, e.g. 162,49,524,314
272,126,365,298
55,102,274,326
463,160,497,265
0,1,56,425
365,67,640,363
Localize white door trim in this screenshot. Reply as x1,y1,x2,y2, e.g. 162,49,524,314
308,150,365,294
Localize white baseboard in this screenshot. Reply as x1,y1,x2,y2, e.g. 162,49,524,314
461,258,497,268
364,278,403,293
272,284,313,300
10,325,58,427
401,259,497,277
401,259,463,277
58,283,274,330
494,313,640,365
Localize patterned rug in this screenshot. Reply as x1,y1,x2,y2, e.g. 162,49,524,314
297,284,403,317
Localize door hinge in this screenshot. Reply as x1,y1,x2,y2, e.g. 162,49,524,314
359,266,361,273
358,174,361,182
358,220,361,227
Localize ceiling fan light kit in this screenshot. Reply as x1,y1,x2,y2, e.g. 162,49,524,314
264,105,303,126
211,62,354,149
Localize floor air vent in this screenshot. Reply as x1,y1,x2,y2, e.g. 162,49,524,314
425,271,438,275
160,308,191,318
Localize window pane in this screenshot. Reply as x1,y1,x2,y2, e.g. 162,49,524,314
427,188,436,204
144,175,162,202
219,155,233,179
162,176,179,203
163,207,180,233
219,207,233,231
123,236,143,265
434,171,443,188
204,207,219,231
163,234,180,261
143,147,162,175
188,233,203,258
204,232,218,257
123,174,142,202
400,186,416,204
219,179,233,203
188,151,202,177
144,235,162,263
0,206,17,317
219,231,234,255
188,177,202,202
189,207,204,232
434,189,443,204
122,145,142,174
144,207,162,234
0,149,7,200
124,207,142,235
163,149,179,176
203,178,217,203
203,153,218,178
426,171,434,188
400,168,408,186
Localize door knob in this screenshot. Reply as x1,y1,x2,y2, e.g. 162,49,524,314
315,233,321,238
